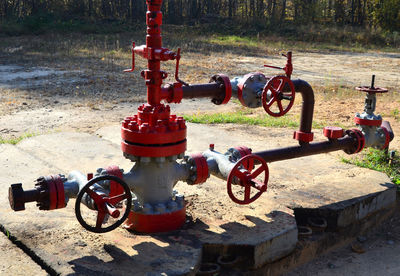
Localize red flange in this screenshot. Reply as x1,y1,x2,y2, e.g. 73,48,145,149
345,129,365,154
227,155,269,205
293,131,314,143
323,126,344,139
121,104,187,157
354,117,382,127
123,207,186,233
210,74,232,105
381,126,391,149
190,153,209,184
234,146,254,170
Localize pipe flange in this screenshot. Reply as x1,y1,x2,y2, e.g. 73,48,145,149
35,175,66,210
233,146,254,170
293,130,314,143
186,154,209,184
344,129,365,154
237,72,267,108
210,74,232,105
381,126,391,149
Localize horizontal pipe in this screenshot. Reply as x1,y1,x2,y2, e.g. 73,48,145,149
181,83,222,99
253,135,355,163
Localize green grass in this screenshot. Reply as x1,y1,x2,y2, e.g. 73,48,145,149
342,148,400,186
0,133,37,145
183,111,328,129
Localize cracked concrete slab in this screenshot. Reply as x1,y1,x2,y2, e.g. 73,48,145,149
0,123,396,275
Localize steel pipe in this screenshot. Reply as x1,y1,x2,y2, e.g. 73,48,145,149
253,135,355,163
288,79,315,134
181,83,222,99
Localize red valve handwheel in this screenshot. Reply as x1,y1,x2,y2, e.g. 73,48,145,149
75,175,132,233
227,154,269,205
262,76,295,117
355,86,388,94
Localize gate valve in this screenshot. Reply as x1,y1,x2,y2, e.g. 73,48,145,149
227,155,269,205
75,175,132,233
323,126,344,139
261,75,295,117
123,42,135,73
354,75,388,127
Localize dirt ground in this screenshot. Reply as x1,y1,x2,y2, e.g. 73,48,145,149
0,33,399,275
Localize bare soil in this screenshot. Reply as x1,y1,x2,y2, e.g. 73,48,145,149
0,33,399,275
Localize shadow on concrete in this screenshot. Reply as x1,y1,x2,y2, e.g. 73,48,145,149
67,210,291,275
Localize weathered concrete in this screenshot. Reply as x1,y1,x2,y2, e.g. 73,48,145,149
0,123,396,275
0,233,47,276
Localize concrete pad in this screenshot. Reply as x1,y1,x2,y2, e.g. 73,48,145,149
0,123,396,275
0,234,46,276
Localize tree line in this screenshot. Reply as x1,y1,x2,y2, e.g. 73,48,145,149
1,0,399,31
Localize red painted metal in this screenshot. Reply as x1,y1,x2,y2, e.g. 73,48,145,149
344,129,365,154
381,126,391,149
262,75,295,117
264,52,293,79
53,175,65,209
355,86,388,94
354,117,382,126
234,146,254,170
190,153,209,184
105,166,124,198
227,155,269,205
123,207,186,233
293,130,314,143
124,42,135,72
47,176,58,210
323,126,344,139
209,74,232,105
122,141,187,157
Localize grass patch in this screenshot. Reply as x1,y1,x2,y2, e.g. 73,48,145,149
0,133,37,145
342,148,400,186
183,111,328,129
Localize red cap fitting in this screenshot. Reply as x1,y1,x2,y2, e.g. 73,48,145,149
293,131,314,143
323,126,344,139
190,153,209,184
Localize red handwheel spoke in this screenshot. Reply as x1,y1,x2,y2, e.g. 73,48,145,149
227,154,269,205
262,76,295,117
86,188,103,202
244,185,251,201
250,166,265,179
232,169,247,180
277,100,284,113
267,97,276,107
277,80,284,91
107,193,129,206
96,211,106,229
